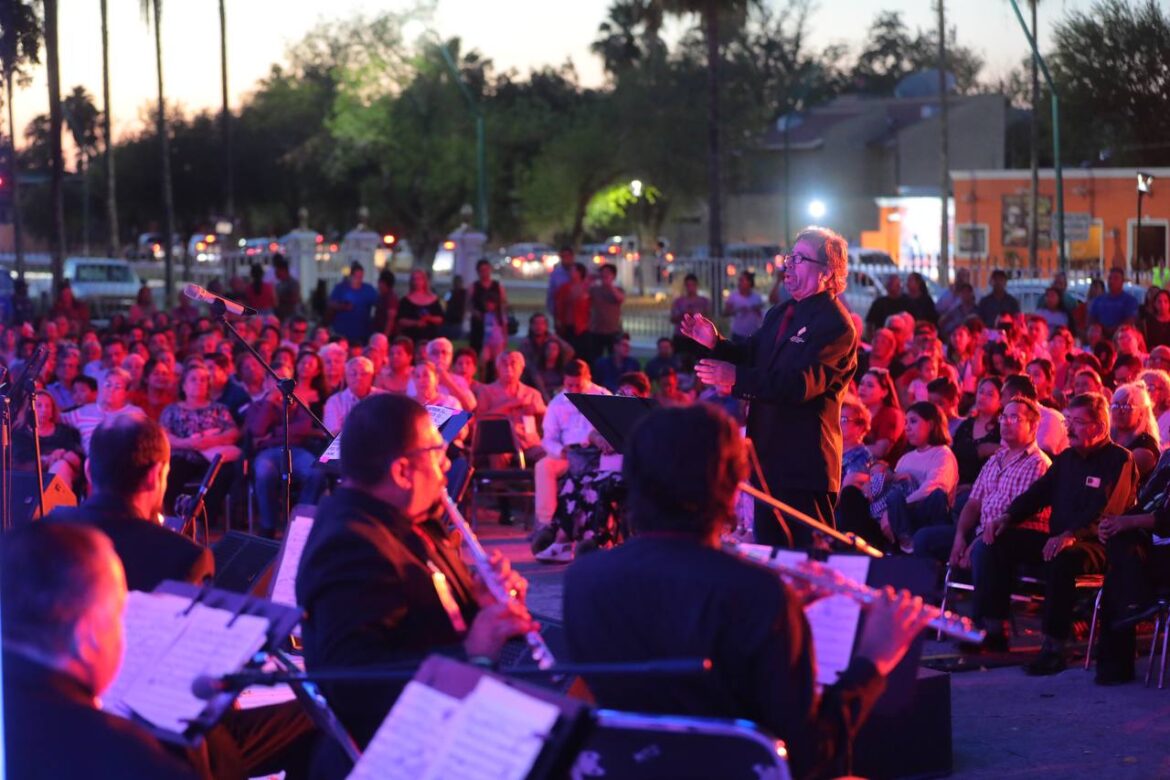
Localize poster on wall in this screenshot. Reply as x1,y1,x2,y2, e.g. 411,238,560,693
1002,194,1053,247
956,225,988,256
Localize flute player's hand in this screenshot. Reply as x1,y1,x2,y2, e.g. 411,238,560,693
855,588,933,677
463,601,538,662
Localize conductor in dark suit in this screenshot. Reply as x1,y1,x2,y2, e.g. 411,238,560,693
47,413,213,592
297,393,534,749
2,522,198,779
564,405,931,779
683,226,858,546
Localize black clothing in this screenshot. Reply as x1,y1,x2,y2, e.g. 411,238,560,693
977,292,1021,327
951,416,1000,485
1097,530,1170,677
864,294,909,335
12,422,83,467
395,296,443,343
905,293,938,325
2,650,197,779
1142,316,1170,350
1006,441,1138,540
47,492,213,592
564,535,885,780
469,279,505,351
296,487,478,747
713,290,857,547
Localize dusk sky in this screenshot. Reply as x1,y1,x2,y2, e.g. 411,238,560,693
11,0,1095,144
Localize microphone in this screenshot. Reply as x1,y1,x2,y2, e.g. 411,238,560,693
192,673,251,700
183,283,257,316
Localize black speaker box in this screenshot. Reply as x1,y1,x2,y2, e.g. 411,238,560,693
854,667,953,779
3,471,77,527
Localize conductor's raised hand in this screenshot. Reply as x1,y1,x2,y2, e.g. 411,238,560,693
855,587,933,677
695,359,736,388
680,312,718,350
463,600,538,662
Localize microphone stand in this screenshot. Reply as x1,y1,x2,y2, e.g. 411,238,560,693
208,299,333,532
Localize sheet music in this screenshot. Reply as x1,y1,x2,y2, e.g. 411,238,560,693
348,676,559,780
270,514,315,608
804,555,872,687
122,605,269,733
348,682,461,780
319,436,342,463
425,676,559,780
426,404,457,430
102,591,194,716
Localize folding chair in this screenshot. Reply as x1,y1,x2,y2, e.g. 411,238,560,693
469,416,536,529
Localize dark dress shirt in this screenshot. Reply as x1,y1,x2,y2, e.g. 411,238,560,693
713,290,858,496
2,650,197,779
1006,441,1138,539
565,535,885,779
47,493,213,592
295,487,479,747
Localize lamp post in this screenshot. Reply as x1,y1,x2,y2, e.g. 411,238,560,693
403,22,488,235
1137,172,1154,277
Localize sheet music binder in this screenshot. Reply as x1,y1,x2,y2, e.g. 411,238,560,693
349,654,592,780
564,394,658,454
211,531,282,594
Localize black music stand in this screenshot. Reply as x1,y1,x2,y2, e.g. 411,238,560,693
564,394,658,454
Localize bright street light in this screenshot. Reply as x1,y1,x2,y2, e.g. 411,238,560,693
808,199,827,220
630,179,643,198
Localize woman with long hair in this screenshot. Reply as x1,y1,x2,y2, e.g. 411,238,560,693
1139,369,1170,448
14,391,83,491
1142,288,1170,349
294,350,329,419
159,361,241,512
951,377,1002,488
396,269,445,343
883,401,958,553
1110,382,1161,481
856,368,904,462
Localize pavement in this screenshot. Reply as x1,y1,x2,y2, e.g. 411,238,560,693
475,517,1170,779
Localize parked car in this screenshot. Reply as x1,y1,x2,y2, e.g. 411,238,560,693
499,243,558,278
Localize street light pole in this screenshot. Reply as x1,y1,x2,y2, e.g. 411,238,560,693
434,42,488,235
1137,172,1154,278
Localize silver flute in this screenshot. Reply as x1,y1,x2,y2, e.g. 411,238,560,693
753,554,986,644
440,494,557,669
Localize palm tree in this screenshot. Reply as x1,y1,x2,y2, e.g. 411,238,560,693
652,0,752,269
219,0,233,225
0,0,41,282
63,86,100,256
591,0,664,76
142,0,177,303
44,0,66,293
100,0,119,257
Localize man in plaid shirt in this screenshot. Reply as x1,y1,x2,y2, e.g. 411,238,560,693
947,397,1052,653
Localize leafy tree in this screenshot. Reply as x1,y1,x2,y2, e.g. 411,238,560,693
591,0,665,76
142,0,178,300
0,0,40,276
850,10,984,95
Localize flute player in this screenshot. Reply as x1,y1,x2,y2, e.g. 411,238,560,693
563,404,931,780
296,394,533,757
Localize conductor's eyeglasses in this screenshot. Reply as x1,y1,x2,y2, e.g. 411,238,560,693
782,252,825,269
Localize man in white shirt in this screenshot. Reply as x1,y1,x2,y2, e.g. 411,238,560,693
323,357,383,436
62,368,145,452
1003,374,1068,457
535,359,610,531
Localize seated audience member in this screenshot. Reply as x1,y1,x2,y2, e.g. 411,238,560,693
1139,368,1170,446
1002,374,1068,457
1026,357,1061,409
534,360,610,534
980,393,1138,675
1113,353,1143,387
1147,344,1170,373
592,332,640,392
857,368,905,462
160,362,241,513
477,351,546,459
563,404,931,779
64,368,144,452
46,347,81,411
323,357,383,436
365,332,389,375
408,361,462,410
207,353,249,423
840,400,875,483
950,377,1002,489
529,337,569,401
1073,366,1105,397
519,312,575,370
319,342,347,396
654,367,694,407
643,337,682,382
1109,381,1161,481
883,402,958,553
13,391,84,492
296,394,534,751
423,337,477,411
375,336,414,394
699,379,748,426
137,357,178,421
926,376,962,435
919,398,1051,605
452,346,485,403
1,523,199,779
245,384,329,538
292,351,328,418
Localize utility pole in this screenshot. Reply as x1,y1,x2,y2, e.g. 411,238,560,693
937,0,950,285
1028,0,1040,274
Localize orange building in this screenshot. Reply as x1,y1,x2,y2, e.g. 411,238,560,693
862,167,1170,286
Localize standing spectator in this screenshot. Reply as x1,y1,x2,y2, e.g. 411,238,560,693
49,281,90,327
586,263,625,362
592,333,640,392
375,336,414,394
469,259,509,381
865,275,909,339
1035,288,1071,331
272,254,302,320
547,246,575,315
643,337,682,383
554,262,591,355
242,264,276,314
328,262,379,344
63,369,144,452
938,283,977,339
1089,267,1139,339
904,272,938,325
323,357,383,436
442,274,467,340
724,271,765,342
1142,288,1170,349
977,269,1021,327
670,273,712,369
371,270,398,338
159,362,241,512
395,269,444,343
936,267,971,318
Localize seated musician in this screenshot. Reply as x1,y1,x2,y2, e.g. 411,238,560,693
563,404,931,779
978,392,1138,675
2,523,198,779
296,393,534,750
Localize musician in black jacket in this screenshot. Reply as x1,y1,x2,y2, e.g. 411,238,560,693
683,226,858,546
296,393,533,749
564,405,931,780
2,523,198,779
